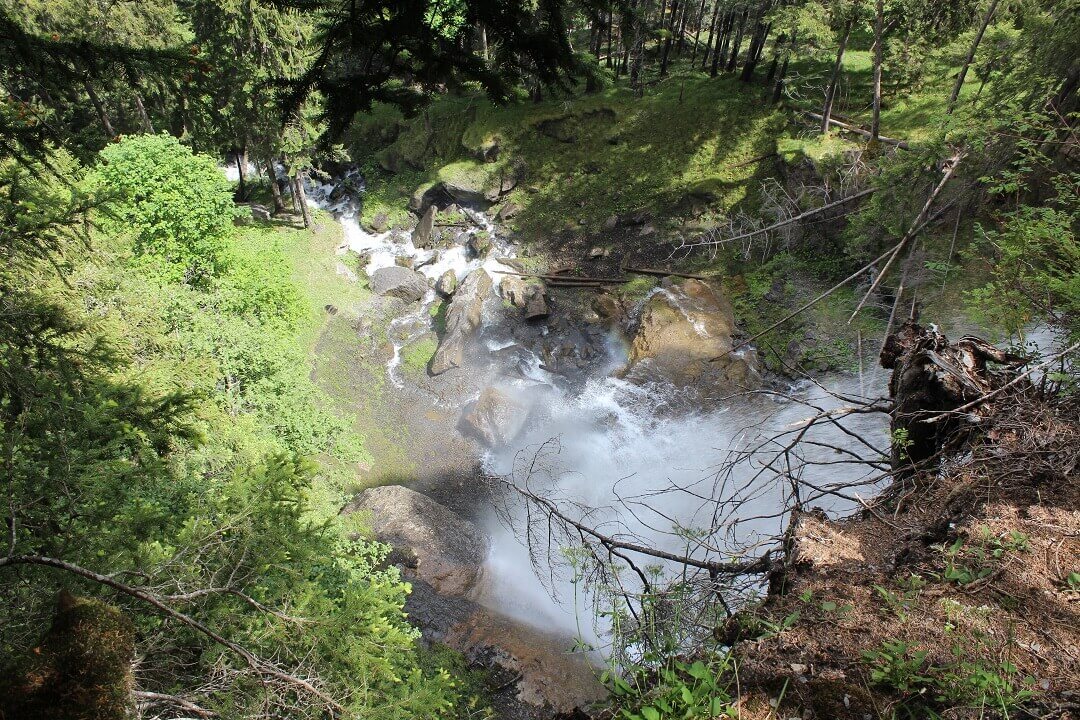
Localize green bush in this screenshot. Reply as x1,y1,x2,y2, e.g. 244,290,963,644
88,134,237,285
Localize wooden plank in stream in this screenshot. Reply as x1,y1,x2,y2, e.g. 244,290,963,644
621,265,710,281
497,270,628,284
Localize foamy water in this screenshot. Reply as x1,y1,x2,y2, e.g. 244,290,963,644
300,172,891,649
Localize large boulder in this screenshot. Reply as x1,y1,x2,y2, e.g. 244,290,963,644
461,387,527,447
369,266,429,302
412,205,437,248
626,279,761,396
498,275,530,308
345,485,487,596
431,269,492,374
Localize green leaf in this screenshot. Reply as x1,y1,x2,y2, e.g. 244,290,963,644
641,706,661,720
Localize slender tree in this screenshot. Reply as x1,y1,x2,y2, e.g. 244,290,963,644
871,0,884,140
821,16,854,132
689,0,709,65
948,0,1001,113
701,0,722,69
725,7,749,72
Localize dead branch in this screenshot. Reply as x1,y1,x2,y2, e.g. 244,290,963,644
134,690,217,718
621,265,709,280
806,112,910,149
496,270,627,284
921,339,1080,423
849,151,964,322
493,477,774,576
164,587,311,625
685,187,876,251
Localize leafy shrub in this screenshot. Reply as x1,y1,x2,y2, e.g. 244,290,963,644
606,657,734,720
88,134,237,285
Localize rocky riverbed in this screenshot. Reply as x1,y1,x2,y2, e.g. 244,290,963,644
304,176,890,718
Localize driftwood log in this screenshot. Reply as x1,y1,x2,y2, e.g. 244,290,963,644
880,321,1025,475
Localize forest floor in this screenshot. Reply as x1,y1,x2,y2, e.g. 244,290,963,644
726,399,1080,719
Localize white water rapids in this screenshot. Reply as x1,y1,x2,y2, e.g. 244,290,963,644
286,171,1064,655
294,177,901,650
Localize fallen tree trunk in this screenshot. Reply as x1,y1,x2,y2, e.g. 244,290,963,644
622,265,709,280
497,270,627,284
806,112,910,149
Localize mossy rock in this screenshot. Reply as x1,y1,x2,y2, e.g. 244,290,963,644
1,591,136,720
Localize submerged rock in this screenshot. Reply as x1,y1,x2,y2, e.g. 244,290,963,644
626,278,761,395
345,485,487,596
431,269,492,374
369,265,429,302
461,387,527,447
412,205,437,248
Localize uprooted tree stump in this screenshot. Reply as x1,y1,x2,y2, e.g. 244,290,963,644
880,320,1026,475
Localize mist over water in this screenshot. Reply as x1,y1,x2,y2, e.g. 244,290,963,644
303,177,894,645
475,366,892,642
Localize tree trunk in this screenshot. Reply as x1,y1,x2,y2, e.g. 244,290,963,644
478,23,488,61
726,9,749,73
134,93,153,133
675,0,691,55
267,160,285,215
821,17,853,133
771,28,794,103
607,9,615,67
701,1,721,69
710,12,730,77
293,175,311,228
772,56,789,102
235,153,246,200
689,0,709,65
947,0,1000,114
659,0,679,76
83,80,115,139
871,0,884,140
740,21,771,82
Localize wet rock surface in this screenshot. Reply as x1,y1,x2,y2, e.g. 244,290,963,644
461,387,528,447
436,269,458,296
431,268,493,375
412,205,437,248
405,578,605,720
625,278,761,397
369,265,430,302
344,485,488,596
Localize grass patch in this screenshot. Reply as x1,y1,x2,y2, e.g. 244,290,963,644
400,336,437,377
351,75,784,244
